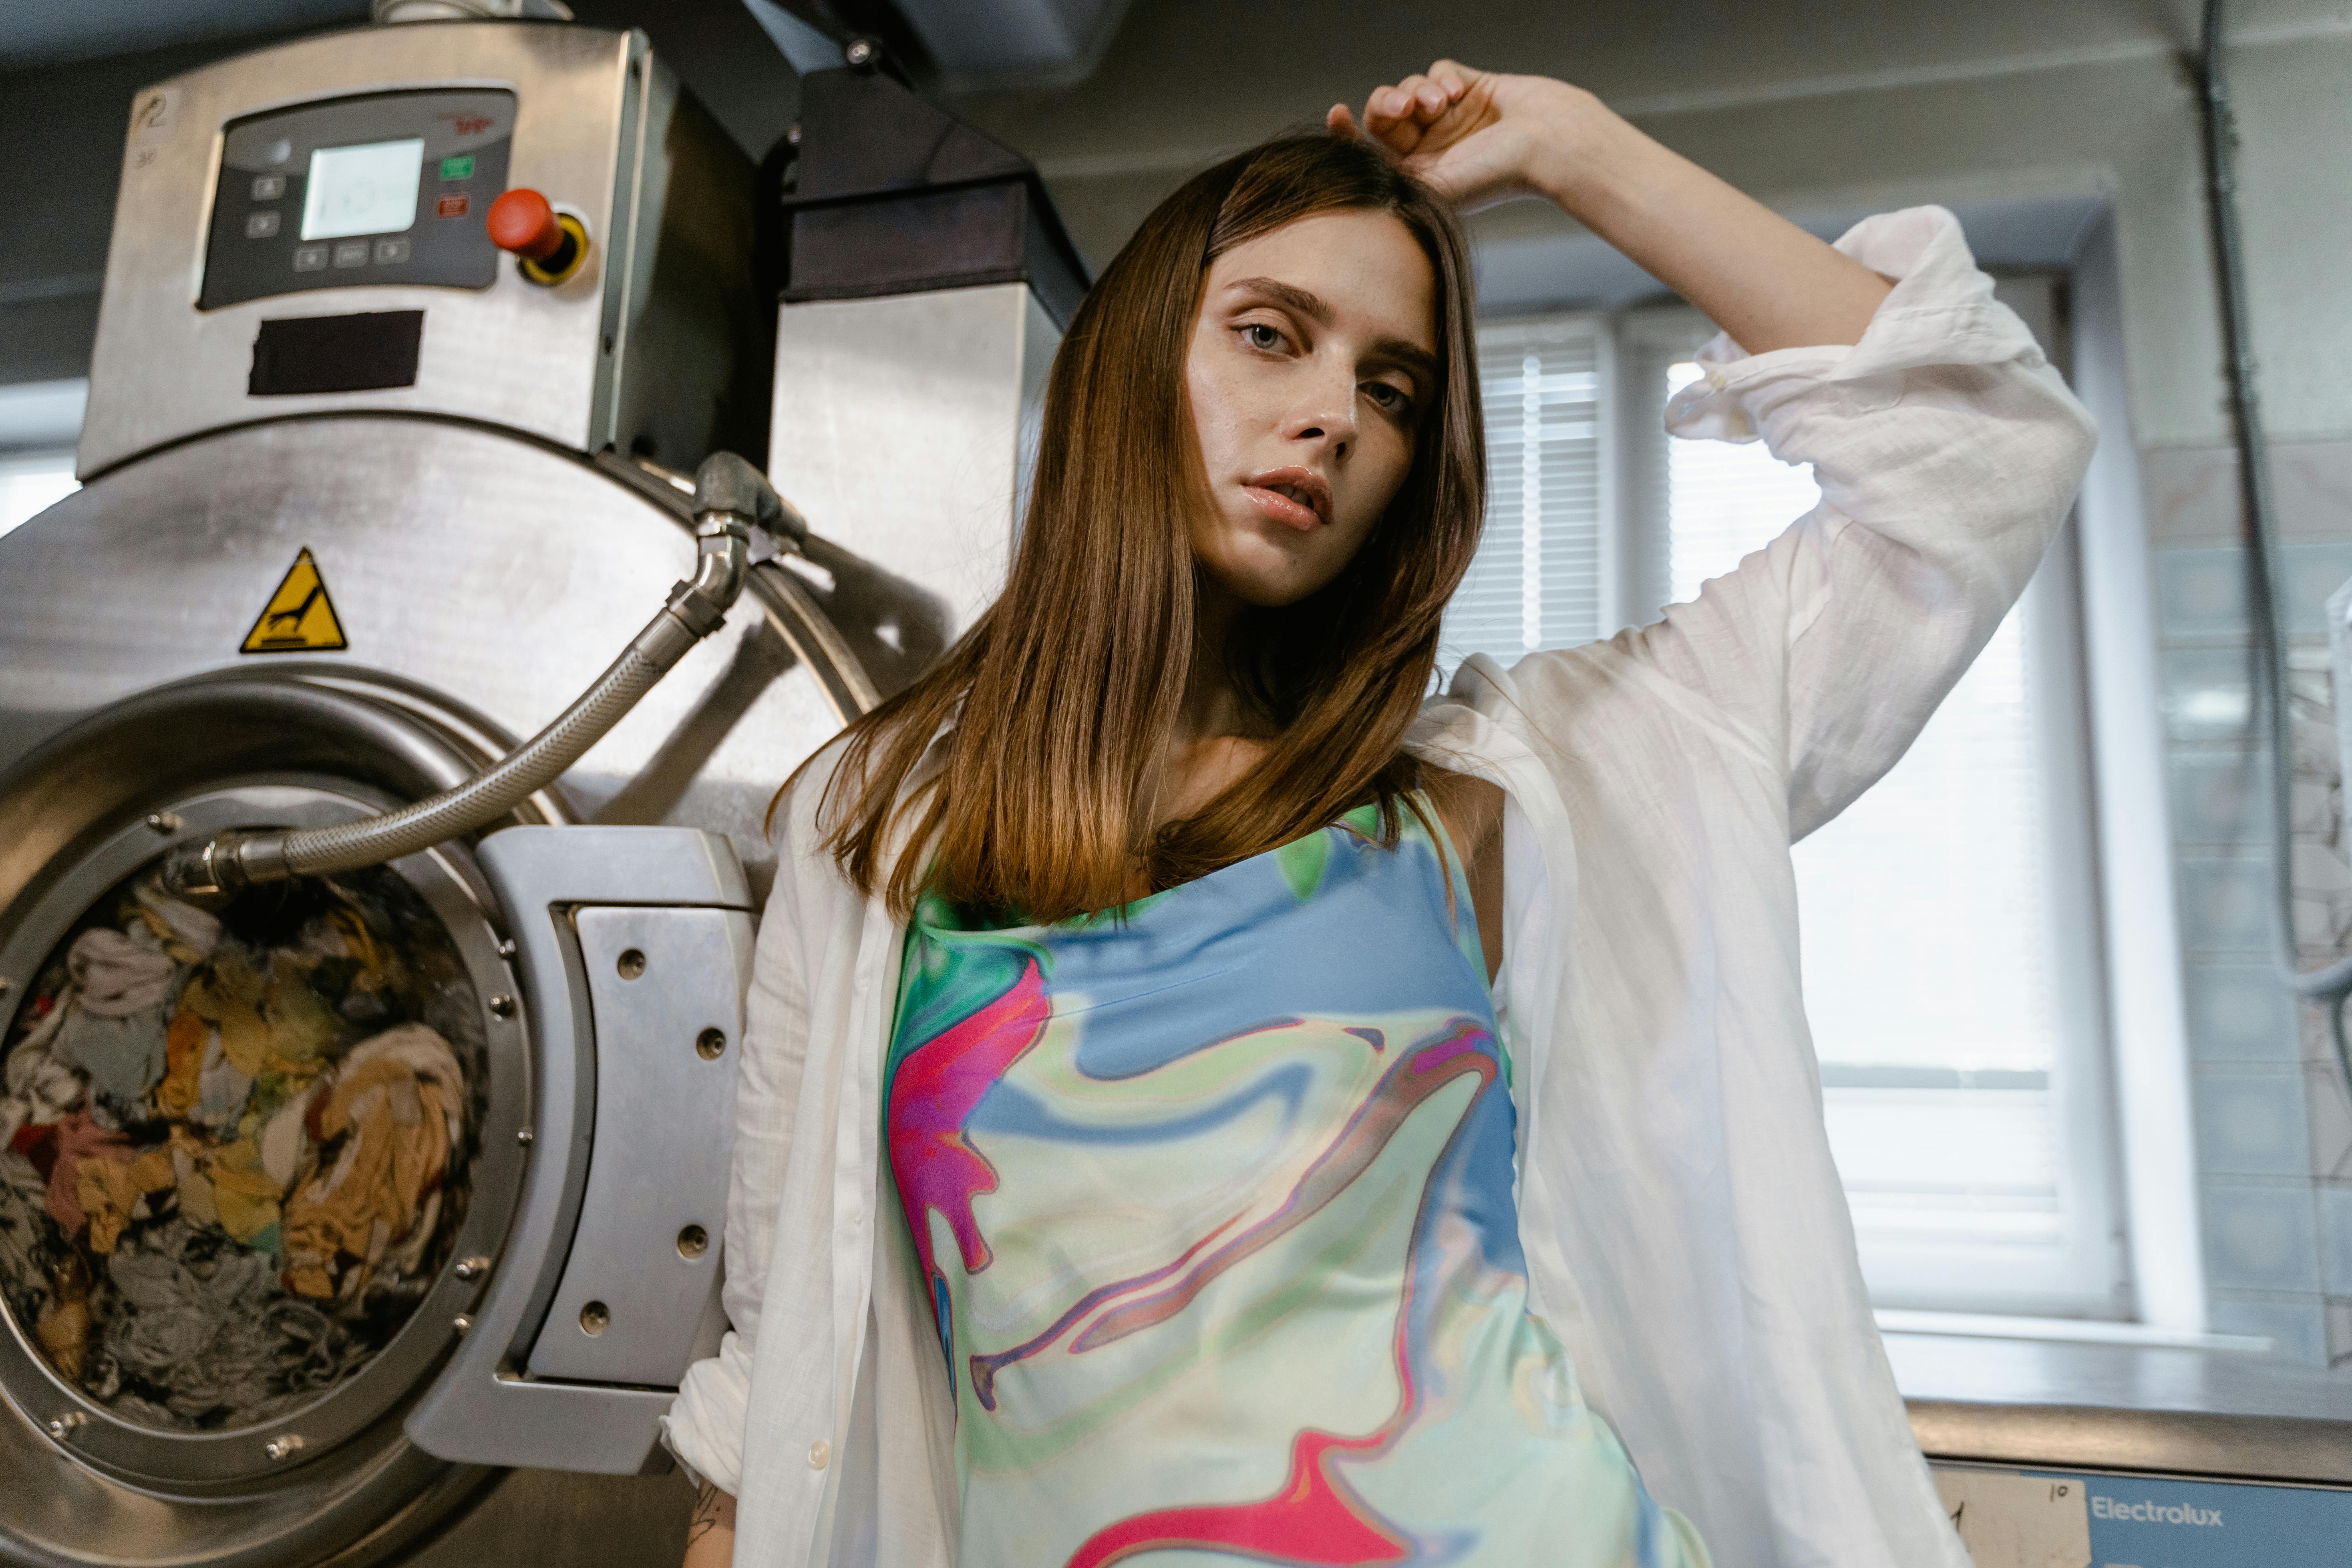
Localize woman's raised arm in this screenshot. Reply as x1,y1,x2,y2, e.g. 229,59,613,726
1331,62,1891,352
1336,65,2094,836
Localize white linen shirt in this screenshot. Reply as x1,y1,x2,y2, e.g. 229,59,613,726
664,204,2098,1568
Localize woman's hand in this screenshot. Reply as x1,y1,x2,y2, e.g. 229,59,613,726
1327,60,1595,212
1333,60,1893,352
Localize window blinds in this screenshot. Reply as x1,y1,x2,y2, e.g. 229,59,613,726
1442,316,1606,672
1662,429,2081,1266
1660,362,1827,604
1453,296,2117,1314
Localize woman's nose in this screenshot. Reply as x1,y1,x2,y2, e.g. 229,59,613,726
1285,374,1358,457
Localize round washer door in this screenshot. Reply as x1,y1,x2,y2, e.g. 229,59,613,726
0,677,532,1567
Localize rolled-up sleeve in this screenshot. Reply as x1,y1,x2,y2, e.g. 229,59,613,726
662,789,820,1492
1618,204,2098,838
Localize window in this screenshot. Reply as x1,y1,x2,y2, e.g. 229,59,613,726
1440,315,1611,670
1457,287,2126,1318
0,451,77,540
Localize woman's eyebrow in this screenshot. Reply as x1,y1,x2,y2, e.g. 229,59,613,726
1370,338,1439,385
1227,276,1439,383
1227,276,1333,323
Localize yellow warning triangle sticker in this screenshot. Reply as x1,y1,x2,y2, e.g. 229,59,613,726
239,547,348,654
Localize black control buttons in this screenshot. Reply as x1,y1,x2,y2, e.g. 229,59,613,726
287,239,408,272
203,87,512,308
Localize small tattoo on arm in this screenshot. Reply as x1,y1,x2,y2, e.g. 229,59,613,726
687,1480,726,1546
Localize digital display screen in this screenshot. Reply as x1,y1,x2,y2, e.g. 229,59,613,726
299,138,424,241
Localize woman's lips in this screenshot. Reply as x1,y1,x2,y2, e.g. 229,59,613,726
1241,468,1331,531
1244,484,1321,531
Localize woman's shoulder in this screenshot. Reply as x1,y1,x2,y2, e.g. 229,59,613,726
1419,765,1505,865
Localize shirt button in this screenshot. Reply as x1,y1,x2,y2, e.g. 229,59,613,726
807,1438,831,1470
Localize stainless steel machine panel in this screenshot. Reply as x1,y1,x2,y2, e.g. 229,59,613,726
769,281,1057,638
80,23,765,476
525,904,748,1385
402,827,754,1475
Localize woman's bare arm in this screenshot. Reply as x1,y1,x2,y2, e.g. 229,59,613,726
1424,769,1505,985
1331,63,1891,352
682,1481,735,1567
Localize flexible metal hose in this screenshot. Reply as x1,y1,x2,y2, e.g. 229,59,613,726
163,452,785,895
278,638,672,876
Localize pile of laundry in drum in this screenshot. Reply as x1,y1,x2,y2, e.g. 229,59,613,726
0,866,479,1432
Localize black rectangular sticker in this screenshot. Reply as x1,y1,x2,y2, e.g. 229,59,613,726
248,310,423,396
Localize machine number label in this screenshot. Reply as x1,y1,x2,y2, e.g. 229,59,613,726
239,547,349,653
133,89,177,141
1936,1467,2090,1568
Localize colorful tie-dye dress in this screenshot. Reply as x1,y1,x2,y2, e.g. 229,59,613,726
884,801,1708,1568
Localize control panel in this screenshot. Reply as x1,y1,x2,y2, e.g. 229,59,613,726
84,24,763,474
200,89,514,310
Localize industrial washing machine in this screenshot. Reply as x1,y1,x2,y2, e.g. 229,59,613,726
0,12,1070,1565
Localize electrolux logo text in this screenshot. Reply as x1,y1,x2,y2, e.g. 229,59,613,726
2091,1496,2224,1526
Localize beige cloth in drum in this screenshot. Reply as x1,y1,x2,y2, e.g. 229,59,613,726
281,1025,463,1300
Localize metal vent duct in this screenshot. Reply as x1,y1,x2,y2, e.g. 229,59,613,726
745,0,1132,89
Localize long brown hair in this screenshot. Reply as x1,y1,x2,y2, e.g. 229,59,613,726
798,131,1485,923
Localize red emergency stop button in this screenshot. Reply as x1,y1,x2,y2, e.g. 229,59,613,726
487,188,561,258
487,188,588,285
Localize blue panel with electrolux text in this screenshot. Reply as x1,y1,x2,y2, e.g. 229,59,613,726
2048,1470,2352,1566
1931,1459,2352,1567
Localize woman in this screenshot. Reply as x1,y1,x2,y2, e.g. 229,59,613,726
668,60,2094,1568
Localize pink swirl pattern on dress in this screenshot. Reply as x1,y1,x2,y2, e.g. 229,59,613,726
1064,1429,1409,1567
887,957,1050,1288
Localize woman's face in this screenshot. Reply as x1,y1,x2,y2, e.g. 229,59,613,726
1184,208,1438,609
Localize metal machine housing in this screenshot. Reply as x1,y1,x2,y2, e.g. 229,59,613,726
78,22,769,477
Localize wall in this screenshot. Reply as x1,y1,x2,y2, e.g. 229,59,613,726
946,0,2352,1360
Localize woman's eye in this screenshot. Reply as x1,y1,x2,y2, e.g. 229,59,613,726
1241,323,1285,351
1364,381,1413,414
